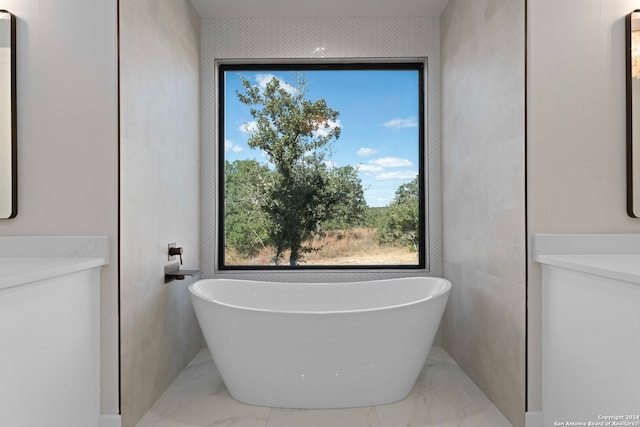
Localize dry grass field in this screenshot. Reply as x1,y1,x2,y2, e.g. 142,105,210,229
225,228,418,266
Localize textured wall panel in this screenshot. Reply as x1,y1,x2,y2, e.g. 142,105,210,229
441,1,526,426
120,1,201,426
201,16,442,283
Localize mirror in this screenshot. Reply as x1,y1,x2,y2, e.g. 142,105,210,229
627,10,640,218
0,10,15,219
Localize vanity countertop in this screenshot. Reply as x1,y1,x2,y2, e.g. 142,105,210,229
0,236,110,291
0,257,108,291
535,254,640,285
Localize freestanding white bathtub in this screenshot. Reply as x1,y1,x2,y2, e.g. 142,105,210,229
189,276,451,409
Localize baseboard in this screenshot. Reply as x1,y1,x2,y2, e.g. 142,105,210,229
99,414,122,427
526,411,543,427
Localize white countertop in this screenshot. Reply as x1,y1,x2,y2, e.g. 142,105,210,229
0,236,110,291
0,257,108,291
535,254,640,285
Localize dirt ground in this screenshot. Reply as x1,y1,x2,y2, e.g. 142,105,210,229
302,247,418,265
226,228,419,266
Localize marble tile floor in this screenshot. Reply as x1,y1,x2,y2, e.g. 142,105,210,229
135,346,513,427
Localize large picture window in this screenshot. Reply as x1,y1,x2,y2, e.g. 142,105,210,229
218,63,425,269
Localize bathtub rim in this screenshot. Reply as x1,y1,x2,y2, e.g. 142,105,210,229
188,276,451,315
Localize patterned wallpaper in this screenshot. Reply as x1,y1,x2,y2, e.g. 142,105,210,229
200,16,442,282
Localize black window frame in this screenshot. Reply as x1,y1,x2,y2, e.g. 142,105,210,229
218,62,426,271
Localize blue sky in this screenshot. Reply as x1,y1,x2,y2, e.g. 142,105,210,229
223,69,420,207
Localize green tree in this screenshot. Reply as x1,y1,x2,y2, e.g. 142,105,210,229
236,75,365,265
377,176,420,251
321,165,367,230
224,160,274,258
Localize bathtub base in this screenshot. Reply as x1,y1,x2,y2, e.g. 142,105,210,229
227,389,414,409
222,365,418,409
197,305,438,410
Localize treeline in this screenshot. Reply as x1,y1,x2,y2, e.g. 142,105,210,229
224,159,419,262
372,177,420,252
226,74,418,265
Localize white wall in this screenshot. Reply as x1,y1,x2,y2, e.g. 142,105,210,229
119,1,201,426
528,0,640,411
0,0,119,416
441,1,526,426
201,16,442,282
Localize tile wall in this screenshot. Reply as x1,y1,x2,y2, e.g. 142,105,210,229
440,0,526,425
200,16,443,282
119,1,202,426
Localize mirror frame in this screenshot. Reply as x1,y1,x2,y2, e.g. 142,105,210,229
0,9,16,219
626,10,640,218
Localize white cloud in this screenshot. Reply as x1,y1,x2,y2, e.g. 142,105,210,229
324,160,336,169
382,117,418,129
312,119,341,138
255,73,298,95
239,121,258,134
356,164,384,173
356,157,413,174
225,140,243,153
374,171,418,181
369,157,413,168
357,147,379,157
